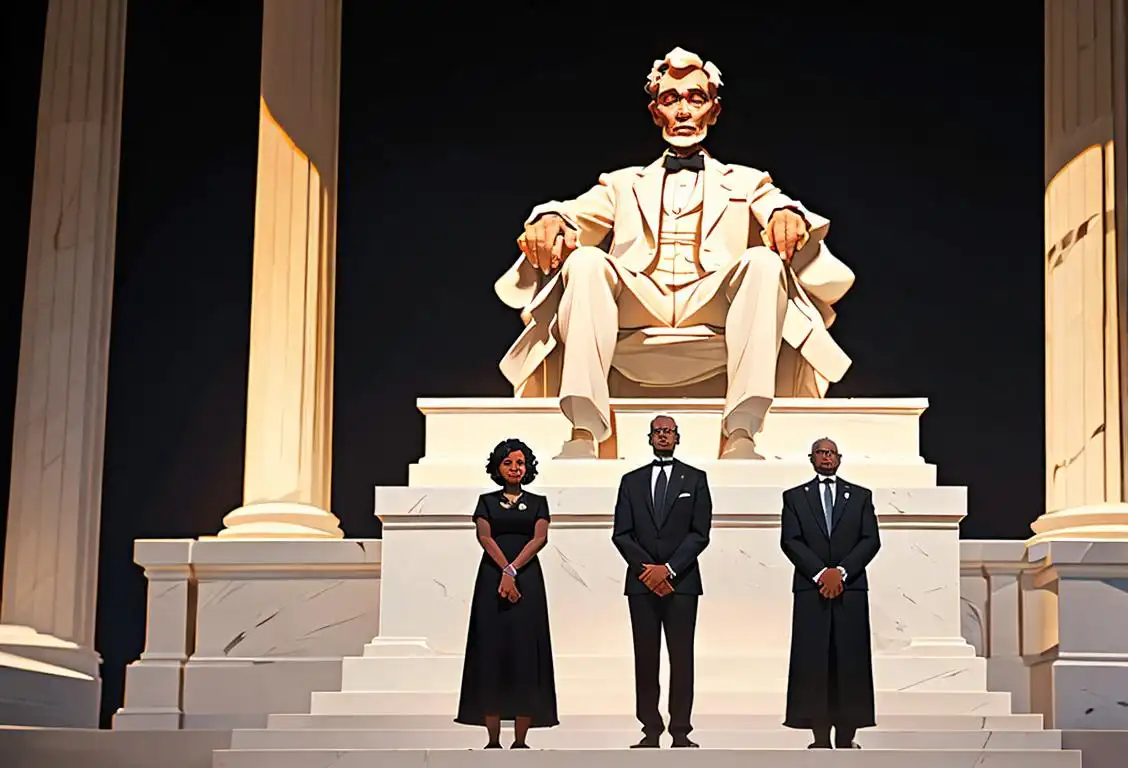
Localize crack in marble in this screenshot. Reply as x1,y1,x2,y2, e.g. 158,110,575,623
911,543,934,561
151,582,181,600
553,546,590,590
253,609,280,629
1051,423,1105,479
304,580,345,601
299,613,367,639
431,578,450,598
897,666,968,690
222,631,246,655
203,582,246,608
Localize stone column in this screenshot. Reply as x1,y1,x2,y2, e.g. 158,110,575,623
1023,0,1128,736
0,0,127,727
1033,0,1128,545
217,0,343,539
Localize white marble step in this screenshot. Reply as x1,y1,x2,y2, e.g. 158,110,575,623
213,746,1082,768
229,727,1063,750
309,689,1013,716
266,712,1047,731
414,396,928,467
342,653,986,692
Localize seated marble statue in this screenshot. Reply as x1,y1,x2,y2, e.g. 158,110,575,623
494,47,854,460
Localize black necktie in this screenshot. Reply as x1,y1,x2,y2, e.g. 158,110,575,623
663,153,705,172
653,463,669,513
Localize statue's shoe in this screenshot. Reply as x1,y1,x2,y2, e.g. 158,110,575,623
720,434,764,460
554,438,598,459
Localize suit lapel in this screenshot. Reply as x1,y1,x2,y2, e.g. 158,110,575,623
634,154,732,248
701,156,733,240
657,461,687,530
636,466,658,527
803,482,830,539
831,479,850,531
632,158,665,246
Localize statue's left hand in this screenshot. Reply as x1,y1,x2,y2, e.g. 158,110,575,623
764,208,810,263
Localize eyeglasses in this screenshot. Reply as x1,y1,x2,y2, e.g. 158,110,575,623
651,427,677,436
811,449,839,457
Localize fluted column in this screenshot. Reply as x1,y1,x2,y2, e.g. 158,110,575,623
1031,0,1128,545
0,0,126,726
217,0,343,538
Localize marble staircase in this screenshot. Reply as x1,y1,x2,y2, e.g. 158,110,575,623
212,397,1082,767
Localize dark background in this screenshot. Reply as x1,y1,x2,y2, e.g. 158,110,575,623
1,2,1043,726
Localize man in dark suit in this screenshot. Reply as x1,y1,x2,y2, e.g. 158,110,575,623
780,437,880,749
611,414,713,748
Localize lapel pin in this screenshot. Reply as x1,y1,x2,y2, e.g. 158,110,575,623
844,492,850,500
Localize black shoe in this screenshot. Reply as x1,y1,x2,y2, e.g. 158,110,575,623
835,741,861,749
510,742,529,749
484,742,502,749
671,736,699,748
807,742,831,749
631,734,661,748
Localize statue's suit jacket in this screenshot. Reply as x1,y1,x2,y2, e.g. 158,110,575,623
494,154,855,397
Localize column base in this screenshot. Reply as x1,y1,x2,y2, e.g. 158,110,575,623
1027,502,1128,546
216,501,343,539
0,624,101,727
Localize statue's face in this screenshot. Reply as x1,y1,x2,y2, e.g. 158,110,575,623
648,67,720,149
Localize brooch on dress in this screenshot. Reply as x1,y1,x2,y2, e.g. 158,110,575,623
499,498,527,511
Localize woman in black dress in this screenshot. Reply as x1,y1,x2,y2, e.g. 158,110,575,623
455,438,558,748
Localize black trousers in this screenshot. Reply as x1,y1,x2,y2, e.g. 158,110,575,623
628,593,698,737
812,611,856,747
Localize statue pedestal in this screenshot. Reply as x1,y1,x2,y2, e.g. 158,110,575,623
213,397,1078,766
1024,539,1128,730
333,396,982,717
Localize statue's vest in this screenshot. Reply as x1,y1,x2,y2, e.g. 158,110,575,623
643,172,706,289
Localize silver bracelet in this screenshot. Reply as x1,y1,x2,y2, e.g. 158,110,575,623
503,564,517,577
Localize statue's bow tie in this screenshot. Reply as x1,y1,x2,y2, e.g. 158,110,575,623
653,459,674,467
663,153,705,172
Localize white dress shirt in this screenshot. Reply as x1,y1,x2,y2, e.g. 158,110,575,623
812,474,847,584
665,167,700,214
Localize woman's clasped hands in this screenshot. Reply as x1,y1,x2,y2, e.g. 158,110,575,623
499,572,521,603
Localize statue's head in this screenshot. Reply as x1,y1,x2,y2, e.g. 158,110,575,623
645,47,723,150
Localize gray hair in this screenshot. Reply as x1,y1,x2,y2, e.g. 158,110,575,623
810,436,838,453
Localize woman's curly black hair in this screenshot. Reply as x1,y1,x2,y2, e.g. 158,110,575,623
485,438,539,487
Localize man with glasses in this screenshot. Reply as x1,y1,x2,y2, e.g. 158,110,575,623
495,46,854,460
779,437,880,749
611,415,713,748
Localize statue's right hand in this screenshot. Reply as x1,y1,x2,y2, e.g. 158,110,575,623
521,214,577,275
